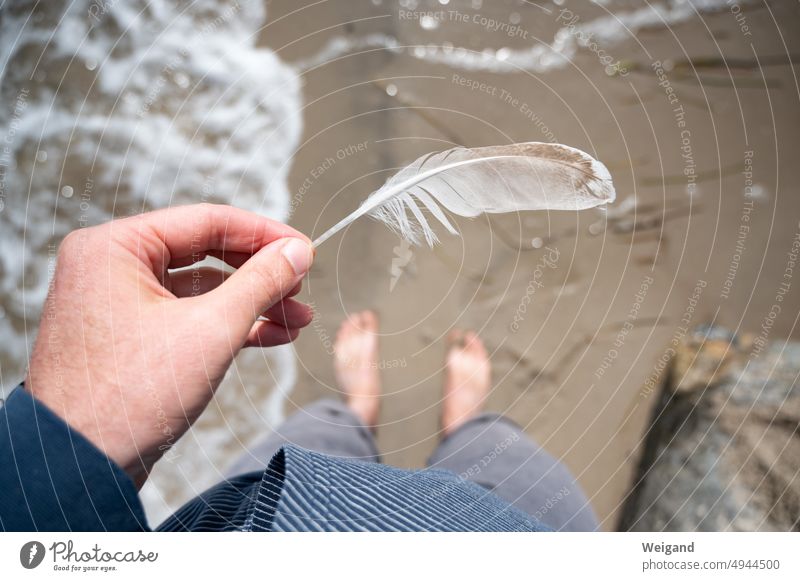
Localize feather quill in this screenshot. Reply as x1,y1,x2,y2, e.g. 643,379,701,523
312,142,615,248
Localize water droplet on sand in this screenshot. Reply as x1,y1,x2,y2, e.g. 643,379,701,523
748,184,768,201
420,15,439,30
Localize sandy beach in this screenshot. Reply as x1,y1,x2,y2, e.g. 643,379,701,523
1,0,798,530
265,0,800,530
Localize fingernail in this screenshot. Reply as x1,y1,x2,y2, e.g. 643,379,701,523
282,238,313,275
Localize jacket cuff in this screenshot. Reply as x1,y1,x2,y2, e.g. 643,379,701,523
0,385,148,531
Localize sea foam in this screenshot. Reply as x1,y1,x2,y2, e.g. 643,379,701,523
0,0,301,524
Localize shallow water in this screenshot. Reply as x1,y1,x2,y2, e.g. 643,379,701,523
0,0,302,523
295,0,741,74
0,0,300,371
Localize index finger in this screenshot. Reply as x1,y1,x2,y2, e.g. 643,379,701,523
113,203,310,271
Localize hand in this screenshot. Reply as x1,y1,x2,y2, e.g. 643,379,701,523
25,204,315,487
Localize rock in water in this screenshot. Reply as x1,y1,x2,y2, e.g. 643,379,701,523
621,325,800,531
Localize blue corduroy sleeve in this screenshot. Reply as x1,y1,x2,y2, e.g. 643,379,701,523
0,385,148,531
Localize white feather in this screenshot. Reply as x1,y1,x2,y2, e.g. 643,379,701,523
312,142,616,247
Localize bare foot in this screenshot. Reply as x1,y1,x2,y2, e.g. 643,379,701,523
442,330,491,436
334,310,381,428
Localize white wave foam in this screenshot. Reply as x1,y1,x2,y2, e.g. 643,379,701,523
293,0,737,73
0,0,301,373
0,0,301,522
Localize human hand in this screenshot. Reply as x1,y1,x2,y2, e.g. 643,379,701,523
25,204,314,487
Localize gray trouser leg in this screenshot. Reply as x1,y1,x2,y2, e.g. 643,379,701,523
226,398,381,477
427,413,599,531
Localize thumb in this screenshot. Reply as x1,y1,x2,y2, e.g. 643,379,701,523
204,236,314,337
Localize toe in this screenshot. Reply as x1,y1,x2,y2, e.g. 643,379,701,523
337,316,357,345
447,329,465,349
361,310,378,332
465,332,484,354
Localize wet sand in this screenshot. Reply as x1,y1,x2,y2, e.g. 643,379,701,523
260,0,800,530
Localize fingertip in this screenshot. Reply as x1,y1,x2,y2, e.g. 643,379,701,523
281,237,313,276
297,303,314,327
262,298,314,329
286,281,303,298
245,321,301,348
